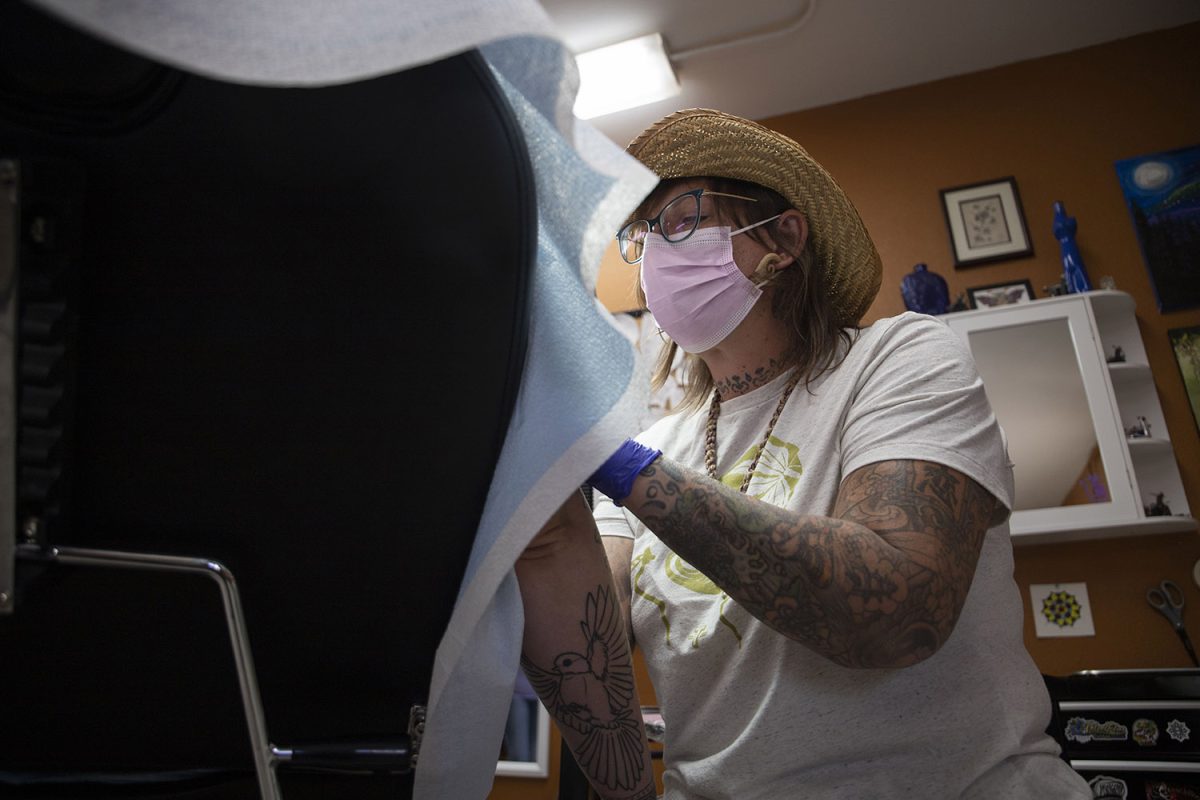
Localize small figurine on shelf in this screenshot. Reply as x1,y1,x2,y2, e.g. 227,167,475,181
900,263,949,315
1042,279,1068,297
1125,415,1151,439
1106,345,1126,364
1146,493,1173,517
947,292,969,313
1053,201,1092,294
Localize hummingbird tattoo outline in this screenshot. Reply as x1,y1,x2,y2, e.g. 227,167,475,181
521,583,645,792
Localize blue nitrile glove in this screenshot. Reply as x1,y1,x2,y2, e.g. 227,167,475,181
587,439,662,507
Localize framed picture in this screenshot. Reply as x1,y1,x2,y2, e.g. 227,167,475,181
1115,145,1200,313
1168,326,1200,435
940,177,1034,267
967,279,1035,309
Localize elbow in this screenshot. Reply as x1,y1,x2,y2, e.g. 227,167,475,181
821,620,952,670
517,523,577,565
761,579,968,668
518,491,597,565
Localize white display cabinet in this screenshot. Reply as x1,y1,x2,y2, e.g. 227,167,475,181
942,290,1195,545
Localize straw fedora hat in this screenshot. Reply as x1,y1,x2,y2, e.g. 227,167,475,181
627,108,882,326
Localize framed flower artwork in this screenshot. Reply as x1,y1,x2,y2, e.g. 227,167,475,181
940,177,1034,267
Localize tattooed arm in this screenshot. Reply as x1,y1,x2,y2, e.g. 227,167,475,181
603,536,636,648
516,491,655,800
623,457,1006,669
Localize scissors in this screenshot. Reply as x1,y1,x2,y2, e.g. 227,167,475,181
1147,580,1200,667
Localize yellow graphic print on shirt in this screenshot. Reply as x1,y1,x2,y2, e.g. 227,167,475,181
664,553,741,647
636,435,804,649
633,546,671,646
721,434,804,504
664,554,722,595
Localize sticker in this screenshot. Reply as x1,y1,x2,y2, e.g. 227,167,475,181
1133,717,1160,746
1030,582,1096,638
1087,775,1127,800
1168,718,1191,742
1065,716,1128,743
1147,781,1200,800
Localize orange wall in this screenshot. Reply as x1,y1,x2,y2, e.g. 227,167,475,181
757,23,1200,676
501,22,1200,799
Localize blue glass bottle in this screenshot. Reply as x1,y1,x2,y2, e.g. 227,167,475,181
1053,201,1092,294
900,263,949,315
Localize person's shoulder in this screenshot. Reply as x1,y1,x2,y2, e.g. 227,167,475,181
858,310,951,339
852,311,966,358
636,403,706,449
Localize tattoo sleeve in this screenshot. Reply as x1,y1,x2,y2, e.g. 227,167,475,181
625,457,999,668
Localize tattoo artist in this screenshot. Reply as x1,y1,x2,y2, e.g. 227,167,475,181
520,109,1090,799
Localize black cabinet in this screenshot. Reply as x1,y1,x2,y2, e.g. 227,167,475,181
1045,670,1200,797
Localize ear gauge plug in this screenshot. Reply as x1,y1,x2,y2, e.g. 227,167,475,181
752,252,783,287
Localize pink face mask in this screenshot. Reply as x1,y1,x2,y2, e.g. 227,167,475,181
640,219,779,353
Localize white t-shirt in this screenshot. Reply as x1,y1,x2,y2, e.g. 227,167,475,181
595,313,1089,800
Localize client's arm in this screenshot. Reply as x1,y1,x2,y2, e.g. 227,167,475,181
515,491,655,800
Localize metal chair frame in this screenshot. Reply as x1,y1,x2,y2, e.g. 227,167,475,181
16,543,282,798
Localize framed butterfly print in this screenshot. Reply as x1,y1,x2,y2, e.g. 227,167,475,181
967,279,1036,309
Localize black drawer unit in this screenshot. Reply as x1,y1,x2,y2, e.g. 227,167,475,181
1045,670,1200,798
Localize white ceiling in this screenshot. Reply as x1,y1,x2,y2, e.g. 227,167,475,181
540,0,1200,146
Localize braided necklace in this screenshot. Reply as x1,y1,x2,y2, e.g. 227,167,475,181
705,370,803,494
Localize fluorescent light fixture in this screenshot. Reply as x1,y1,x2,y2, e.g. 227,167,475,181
573,33,680,120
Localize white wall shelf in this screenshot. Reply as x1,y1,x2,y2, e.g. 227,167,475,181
942,290,1196,546
1108,362,1151,385
1126,437,1171,452
1010,515,1196,546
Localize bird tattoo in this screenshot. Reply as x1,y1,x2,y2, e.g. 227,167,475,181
521,584,645,792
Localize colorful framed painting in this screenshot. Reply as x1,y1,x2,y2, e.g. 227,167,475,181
940,177,1034,267
1169,326,1200,435
1115,145,1200,312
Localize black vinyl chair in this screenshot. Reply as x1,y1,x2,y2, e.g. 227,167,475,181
0,2,534,797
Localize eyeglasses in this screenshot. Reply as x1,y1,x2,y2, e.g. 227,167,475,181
616,188,759,264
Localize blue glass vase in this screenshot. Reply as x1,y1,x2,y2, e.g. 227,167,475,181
1053,201,1092,294
900,263,949,315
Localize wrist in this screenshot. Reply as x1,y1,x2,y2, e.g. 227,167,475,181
587,439,661,506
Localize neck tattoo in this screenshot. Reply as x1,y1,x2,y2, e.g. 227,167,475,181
712,359,787,400
705,370,802,493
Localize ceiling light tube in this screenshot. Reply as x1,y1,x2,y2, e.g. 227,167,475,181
573,32,680,120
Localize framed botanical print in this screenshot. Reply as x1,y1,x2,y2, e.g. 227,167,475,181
940,177,1034,267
